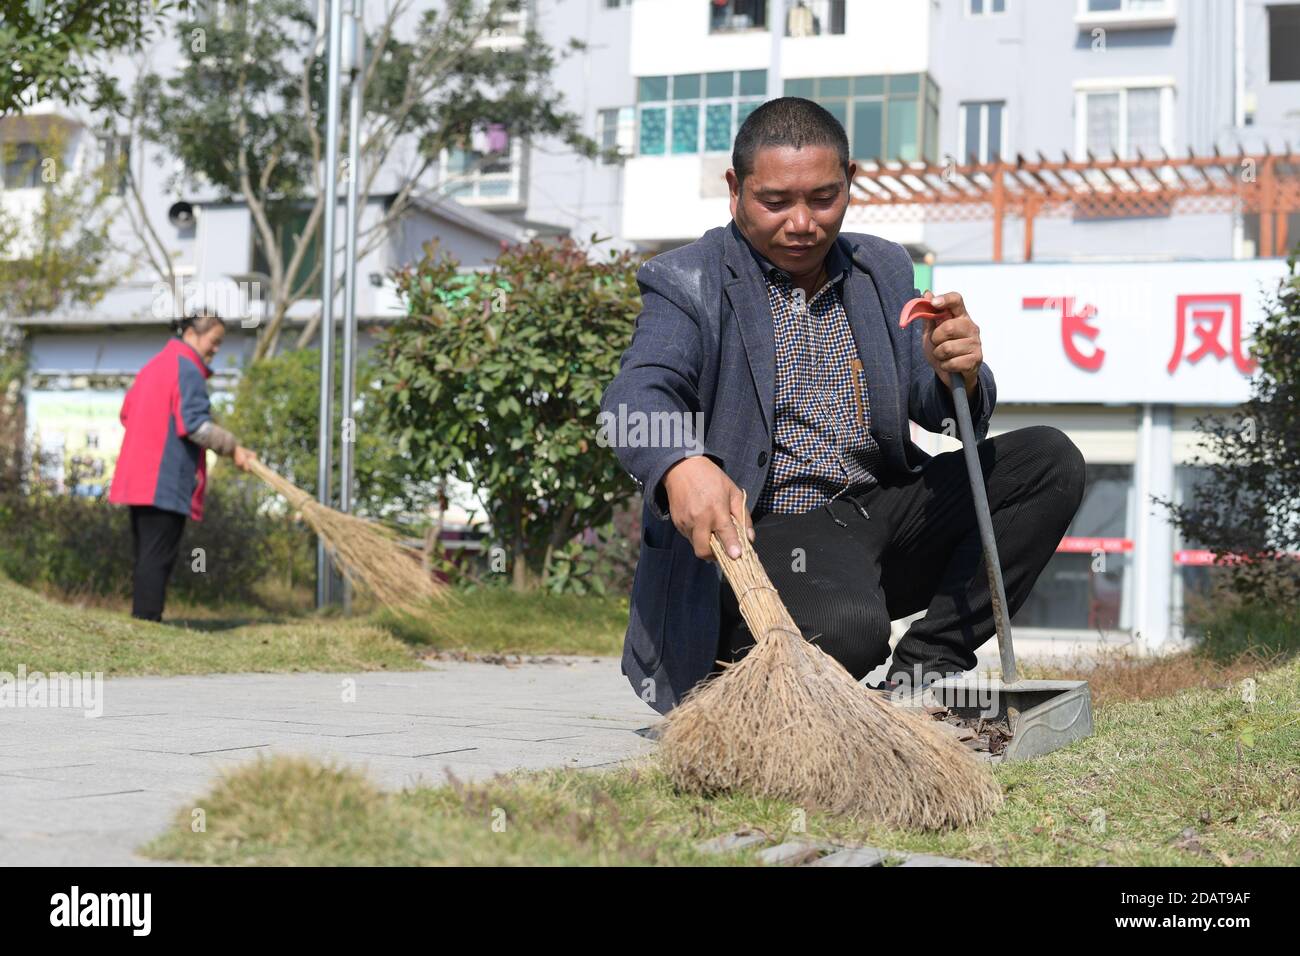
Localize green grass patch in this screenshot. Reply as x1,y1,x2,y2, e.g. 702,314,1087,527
1186,596,1300,663
0,575,628,676
0,575,417,676
378,587,628,658
144,657,1300,866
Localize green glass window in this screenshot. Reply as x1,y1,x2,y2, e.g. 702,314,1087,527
739,69,767,96
673,73,701,100
853,100,883,160
820,76,850,97
854,75,884,96
639,107,666,154
785,77,814,97
889,73,920,94
671,104,699,153
252,208,321,293
705,103,733,151
819,99,848,129
888,97,919,161
925,99,939,164
638,76,668,102
633,69,773,156
706,71,734,98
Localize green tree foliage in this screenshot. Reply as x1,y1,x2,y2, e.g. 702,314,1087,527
0,0,189,114
1156,250,1300,605
0,127,124,316
223,346,436,520
381,237,642,591
127,0,607,359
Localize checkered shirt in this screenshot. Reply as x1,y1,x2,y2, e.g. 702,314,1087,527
747,238,884,516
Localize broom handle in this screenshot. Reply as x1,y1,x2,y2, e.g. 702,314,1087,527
707,494,800,636
948,371,1019,684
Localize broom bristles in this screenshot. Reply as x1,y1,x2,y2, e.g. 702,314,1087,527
246,459,446,615
658,503,1002,830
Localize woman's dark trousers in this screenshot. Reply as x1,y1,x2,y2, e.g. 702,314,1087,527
129,505,187,621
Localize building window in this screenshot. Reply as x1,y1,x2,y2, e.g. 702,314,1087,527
604,0,627,7
1075,0,1176,30
440,124,522,204
636,70,767,156
251,207,322,295
597,107,635,163
1084,0,1168,12
1013,463,1134,632
1268,5,1300,83
959,101,1005,163
2,142,44,189
785,73,939,163
473,0,527,49
1078,84,1170,159
1171,464,1223,637
709,0,766,33
785,0,846,36
968,0,1007,15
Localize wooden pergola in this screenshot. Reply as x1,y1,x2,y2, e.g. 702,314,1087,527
848,148,1300,262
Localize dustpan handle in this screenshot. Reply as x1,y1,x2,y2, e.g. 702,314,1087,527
948,371,1018,684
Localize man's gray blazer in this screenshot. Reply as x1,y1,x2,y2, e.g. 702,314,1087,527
601,219,997,714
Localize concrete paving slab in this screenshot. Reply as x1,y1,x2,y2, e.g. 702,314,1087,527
0,658,657,865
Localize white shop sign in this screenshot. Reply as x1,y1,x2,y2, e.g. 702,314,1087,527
929,259,1289,405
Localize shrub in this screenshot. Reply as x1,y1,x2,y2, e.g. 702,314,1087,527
223,346,437,521
381,235,643,592
1156,250,1300,604
0,473,307,606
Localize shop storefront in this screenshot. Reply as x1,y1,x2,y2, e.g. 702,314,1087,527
912,258,1285,652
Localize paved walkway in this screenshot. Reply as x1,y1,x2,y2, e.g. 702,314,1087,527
0,658,658,866
0,633,1133,866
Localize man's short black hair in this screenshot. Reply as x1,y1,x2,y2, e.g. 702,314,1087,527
731,96,851,192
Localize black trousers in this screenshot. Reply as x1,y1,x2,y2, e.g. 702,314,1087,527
717,425,1087,687
129,505,188,622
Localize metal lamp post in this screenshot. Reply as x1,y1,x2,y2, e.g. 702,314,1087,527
339,0,364,612
316,0,344,608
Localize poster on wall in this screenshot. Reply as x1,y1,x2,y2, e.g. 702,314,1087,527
25,390,126,497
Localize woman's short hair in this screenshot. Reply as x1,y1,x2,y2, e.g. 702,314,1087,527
171,308,225,337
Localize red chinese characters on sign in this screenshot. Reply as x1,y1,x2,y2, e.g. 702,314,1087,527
1022,292,1257,376
1022,296,1105,371
1166,294,1257,375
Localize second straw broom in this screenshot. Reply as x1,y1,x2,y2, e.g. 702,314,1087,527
245,458,444,615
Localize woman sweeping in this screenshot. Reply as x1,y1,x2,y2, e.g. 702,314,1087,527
108,309,256,621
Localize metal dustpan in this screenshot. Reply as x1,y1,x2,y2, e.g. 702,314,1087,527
898,298,1094,761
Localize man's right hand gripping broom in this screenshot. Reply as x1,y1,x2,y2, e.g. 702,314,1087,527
662,456,755,561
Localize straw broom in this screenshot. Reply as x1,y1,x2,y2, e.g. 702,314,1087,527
246,459,445,615
657,502,1003,830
